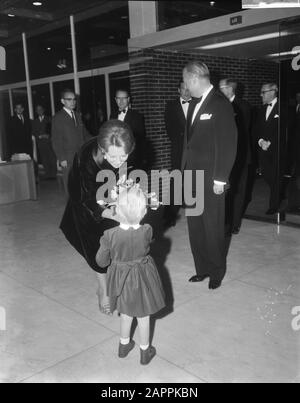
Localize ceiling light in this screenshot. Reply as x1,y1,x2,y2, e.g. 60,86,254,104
198,32,289,50
46,47,51,51
8,14,15,17
121,15,128,19
33,1,42,5
190,14,198,17
210,1,215,6
109,35,115,39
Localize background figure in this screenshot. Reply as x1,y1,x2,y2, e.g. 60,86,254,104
110,89,147,170
51,89,91,194
182,61,237,290
9,103,33,158
287,92,300,211
163,81,192,227
253,83,284,215
32,105,57,180
219,78,252,234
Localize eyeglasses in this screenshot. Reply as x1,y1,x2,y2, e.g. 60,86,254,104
260,90,275,95
115,97,129,100
64,98,76,101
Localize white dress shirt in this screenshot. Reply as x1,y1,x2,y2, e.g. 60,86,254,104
191,84,214,124
118,108,128,122
266,97,277,121
180,97,191,119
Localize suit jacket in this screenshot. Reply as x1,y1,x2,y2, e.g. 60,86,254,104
164,98,186,170
31,116,51,141
51,109,90,164
182,88,237,185
9,115,33,157
231,97,252,169
110,108,146,167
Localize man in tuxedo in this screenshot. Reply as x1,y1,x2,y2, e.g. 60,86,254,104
182,61,237,290
254,83,283,215
32,105,57,180
52,89,90,194
164,81,192,227
9,103,33,158
110,88,146,169
219,78,252,234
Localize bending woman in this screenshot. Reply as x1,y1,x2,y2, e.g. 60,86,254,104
59,120,135,314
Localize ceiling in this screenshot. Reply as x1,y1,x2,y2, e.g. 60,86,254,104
0,0,129,44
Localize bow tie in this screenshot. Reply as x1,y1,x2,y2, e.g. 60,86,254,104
267,103,273,107
182,100,191,105
118,109,127,114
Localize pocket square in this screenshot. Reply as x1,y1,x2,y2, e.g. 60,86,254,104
274,114,279,119
200,114,212,120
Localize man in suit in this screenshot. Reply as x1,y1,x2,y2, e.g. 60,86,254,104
9,103,33,158
32,105,57,180
110,88,146,169
254,83,284,215
163,81,192,227
52,89,91,194
219,78,252,234
182,61,237,290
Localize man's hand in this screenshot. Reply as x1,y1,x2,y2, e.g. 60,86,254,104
213,183,225,195
258,139,271,151
60,160,68,168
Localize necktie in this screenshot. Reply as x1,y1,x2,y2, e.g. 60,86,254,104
18,115,24,124
71,111,77,126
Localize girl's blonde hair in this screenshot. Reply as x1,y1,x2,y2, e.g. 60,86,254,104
117,185,147,225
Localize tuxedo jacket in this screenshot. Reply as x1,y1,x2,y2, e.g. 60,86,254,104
164,98,186,169
51,109,90,164
231,97,252,169
182,88,237,186
253,102,283,166
110,108,146,167
9,115,33,157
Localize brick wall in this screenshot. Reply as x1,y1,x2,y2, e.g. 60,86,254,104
129,48,279,171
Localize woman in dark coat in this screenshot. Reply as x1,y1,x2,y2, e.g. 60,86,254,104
60,120,135,314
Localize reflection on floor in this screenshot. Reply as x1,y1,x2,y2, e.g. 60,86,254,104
0,179,299,383
246,176,300,225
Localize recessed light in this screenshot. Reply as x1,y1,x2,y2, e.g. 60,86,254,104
109,35,115,39
210,1,216,6
190,14,198,17
8,14,15,17
121,15,128,19
33,1,42,5
47,47,51,51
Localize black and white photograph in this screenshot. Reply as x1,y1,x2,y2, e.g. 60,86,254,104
0,0,299,386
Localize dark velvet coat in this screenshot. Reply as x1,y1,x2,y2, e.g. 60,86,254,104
60,138,121,273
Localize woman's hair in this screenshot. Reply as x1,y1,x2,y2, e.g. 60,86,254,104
97,120,135,155
117,186,147,225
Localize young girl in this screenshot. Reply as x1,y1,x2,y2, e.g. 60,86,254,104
96,184,165,365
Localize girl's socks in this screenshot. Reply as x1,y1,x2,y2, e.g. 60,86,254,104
120,337,130,345
140,344,149,350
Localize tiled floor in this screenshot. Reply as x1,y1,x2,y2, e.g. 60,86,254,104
0,180,299,383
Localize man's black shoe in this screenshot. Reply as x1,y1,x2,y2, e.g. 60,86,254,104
208,279,222,290
232,227,240,235
189,274,209,282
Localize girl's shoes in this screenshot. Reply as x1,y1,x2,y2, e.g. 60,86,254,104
140,346,156,365
118,340,135,358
